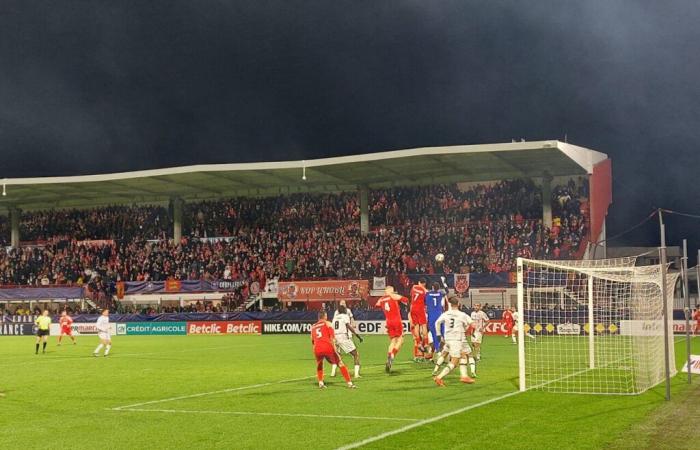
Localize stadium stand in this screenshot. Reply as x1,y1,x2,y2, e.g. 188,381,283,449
0,179,589,290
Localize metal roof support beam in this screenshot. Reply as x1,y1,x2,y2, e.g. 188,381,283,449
151,176,222,195
9,206,20,248
359,185,369,235
171,197,185,243
490,152,527,177
542,172,553,227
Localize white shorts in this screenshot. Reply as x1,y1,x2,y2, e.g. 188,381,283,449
336,338,356,354
445,340,467,358
98,332,111,341
471,331,483,344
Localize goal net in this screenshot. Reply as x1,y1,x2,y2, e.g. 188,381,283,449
517,256,678,395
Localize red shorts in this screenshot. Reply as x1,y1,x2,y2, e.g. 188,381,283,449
315,351,340,365
410,310,427,326
386,321,403,338
61,326,72,336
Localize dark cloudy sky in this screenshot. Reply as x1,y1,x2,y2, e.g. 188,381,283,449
1,1,699,250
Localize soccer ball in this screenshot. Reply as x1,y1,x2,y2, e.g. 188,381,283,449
435,253,445,262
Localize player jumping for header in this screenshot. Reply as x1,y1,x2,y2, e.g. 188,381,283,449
409,278,429,361
311,311,356,389
433,296,476,386
376,286,408,373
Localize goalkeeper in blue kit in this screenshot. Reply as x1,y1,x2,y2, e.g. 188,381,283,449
425,283,447,355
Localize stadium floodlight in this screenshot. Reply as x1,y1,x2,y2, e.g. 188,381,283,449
517,256,677,395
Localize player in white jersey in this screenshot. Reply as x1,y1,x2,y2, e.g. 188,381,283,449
330,305,363,378
334,300,355,334
93,309,112,357
512,310,536,343
470,303,490,362
433,297,476,386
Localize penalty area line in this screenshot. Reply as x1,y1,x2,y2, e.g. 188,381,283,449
111,376,315,410
335,390,522,450
109,408,418,422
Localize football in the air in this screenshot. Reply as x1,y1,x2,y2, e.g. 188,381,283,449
435,253,445,262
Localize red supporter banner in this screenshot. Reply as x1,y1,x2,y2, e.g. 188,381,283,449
454,274,469,294
186,321,262,335
116,281,125,299
165,279,182,292
277,280,369,302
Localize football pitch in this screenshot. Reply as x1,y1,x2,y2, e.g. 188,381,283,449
1,334,698,449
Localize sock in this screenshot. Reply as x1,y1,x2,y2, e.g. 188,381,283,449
512,335,517,343
42,342,47,352
316,361,324,382
105,345,111,355
94,343,104,354
459,358,468,378
387,351,393,361
35,343,39,354
391,347,399,357
339,365,351,383
354,365,360,378
436,354,445,366
331,364,337,376
469,356,476,375
422,337,430,356
438,362,455,380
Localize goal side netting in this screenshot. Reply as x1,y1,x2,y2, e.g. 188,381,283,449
517,257,677,395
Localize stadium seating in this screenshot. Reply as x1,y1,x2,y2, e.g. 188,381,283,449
0,179,589,291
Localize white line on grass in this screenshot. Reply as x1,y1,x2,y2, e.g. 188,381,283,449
336,390,521,450
111,408,418,422
111,360,414,411
111,376,314,410
337,336,692,449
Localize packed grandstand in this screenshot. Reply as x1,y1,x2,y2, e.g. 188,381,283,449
0,177,588,311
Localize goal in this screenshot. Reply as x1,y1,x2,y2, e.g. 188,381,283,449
517,256,677,395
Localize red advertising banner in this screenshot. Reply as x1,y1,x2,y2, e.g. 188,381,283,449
186,321,262,335
277,280,369,302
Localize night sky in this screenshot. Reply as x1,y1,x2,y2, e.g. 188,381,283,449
1,1,699,254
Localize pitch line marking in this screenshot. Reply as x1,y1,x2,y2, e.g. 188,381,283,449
337,338,693,450
111,360,415,411
336,389,521,450
111,376,315,410
110,408,418,422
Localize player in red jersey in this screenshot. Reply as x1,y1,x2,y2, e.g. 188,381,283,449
376,285,408,373
502,306,515,344
409,278,429,360
310,311,356,389
693,305,700,336
57,311,76,346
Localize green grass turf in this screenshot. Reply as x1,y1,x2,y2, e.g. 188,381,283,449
1,334,698,449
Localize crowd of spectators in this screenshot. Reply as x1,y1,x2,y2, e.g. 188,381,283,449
18,205,170,242
0,178,589,292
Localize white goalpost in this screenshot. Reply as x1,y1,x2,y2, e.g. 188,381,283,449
517,256,678,395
